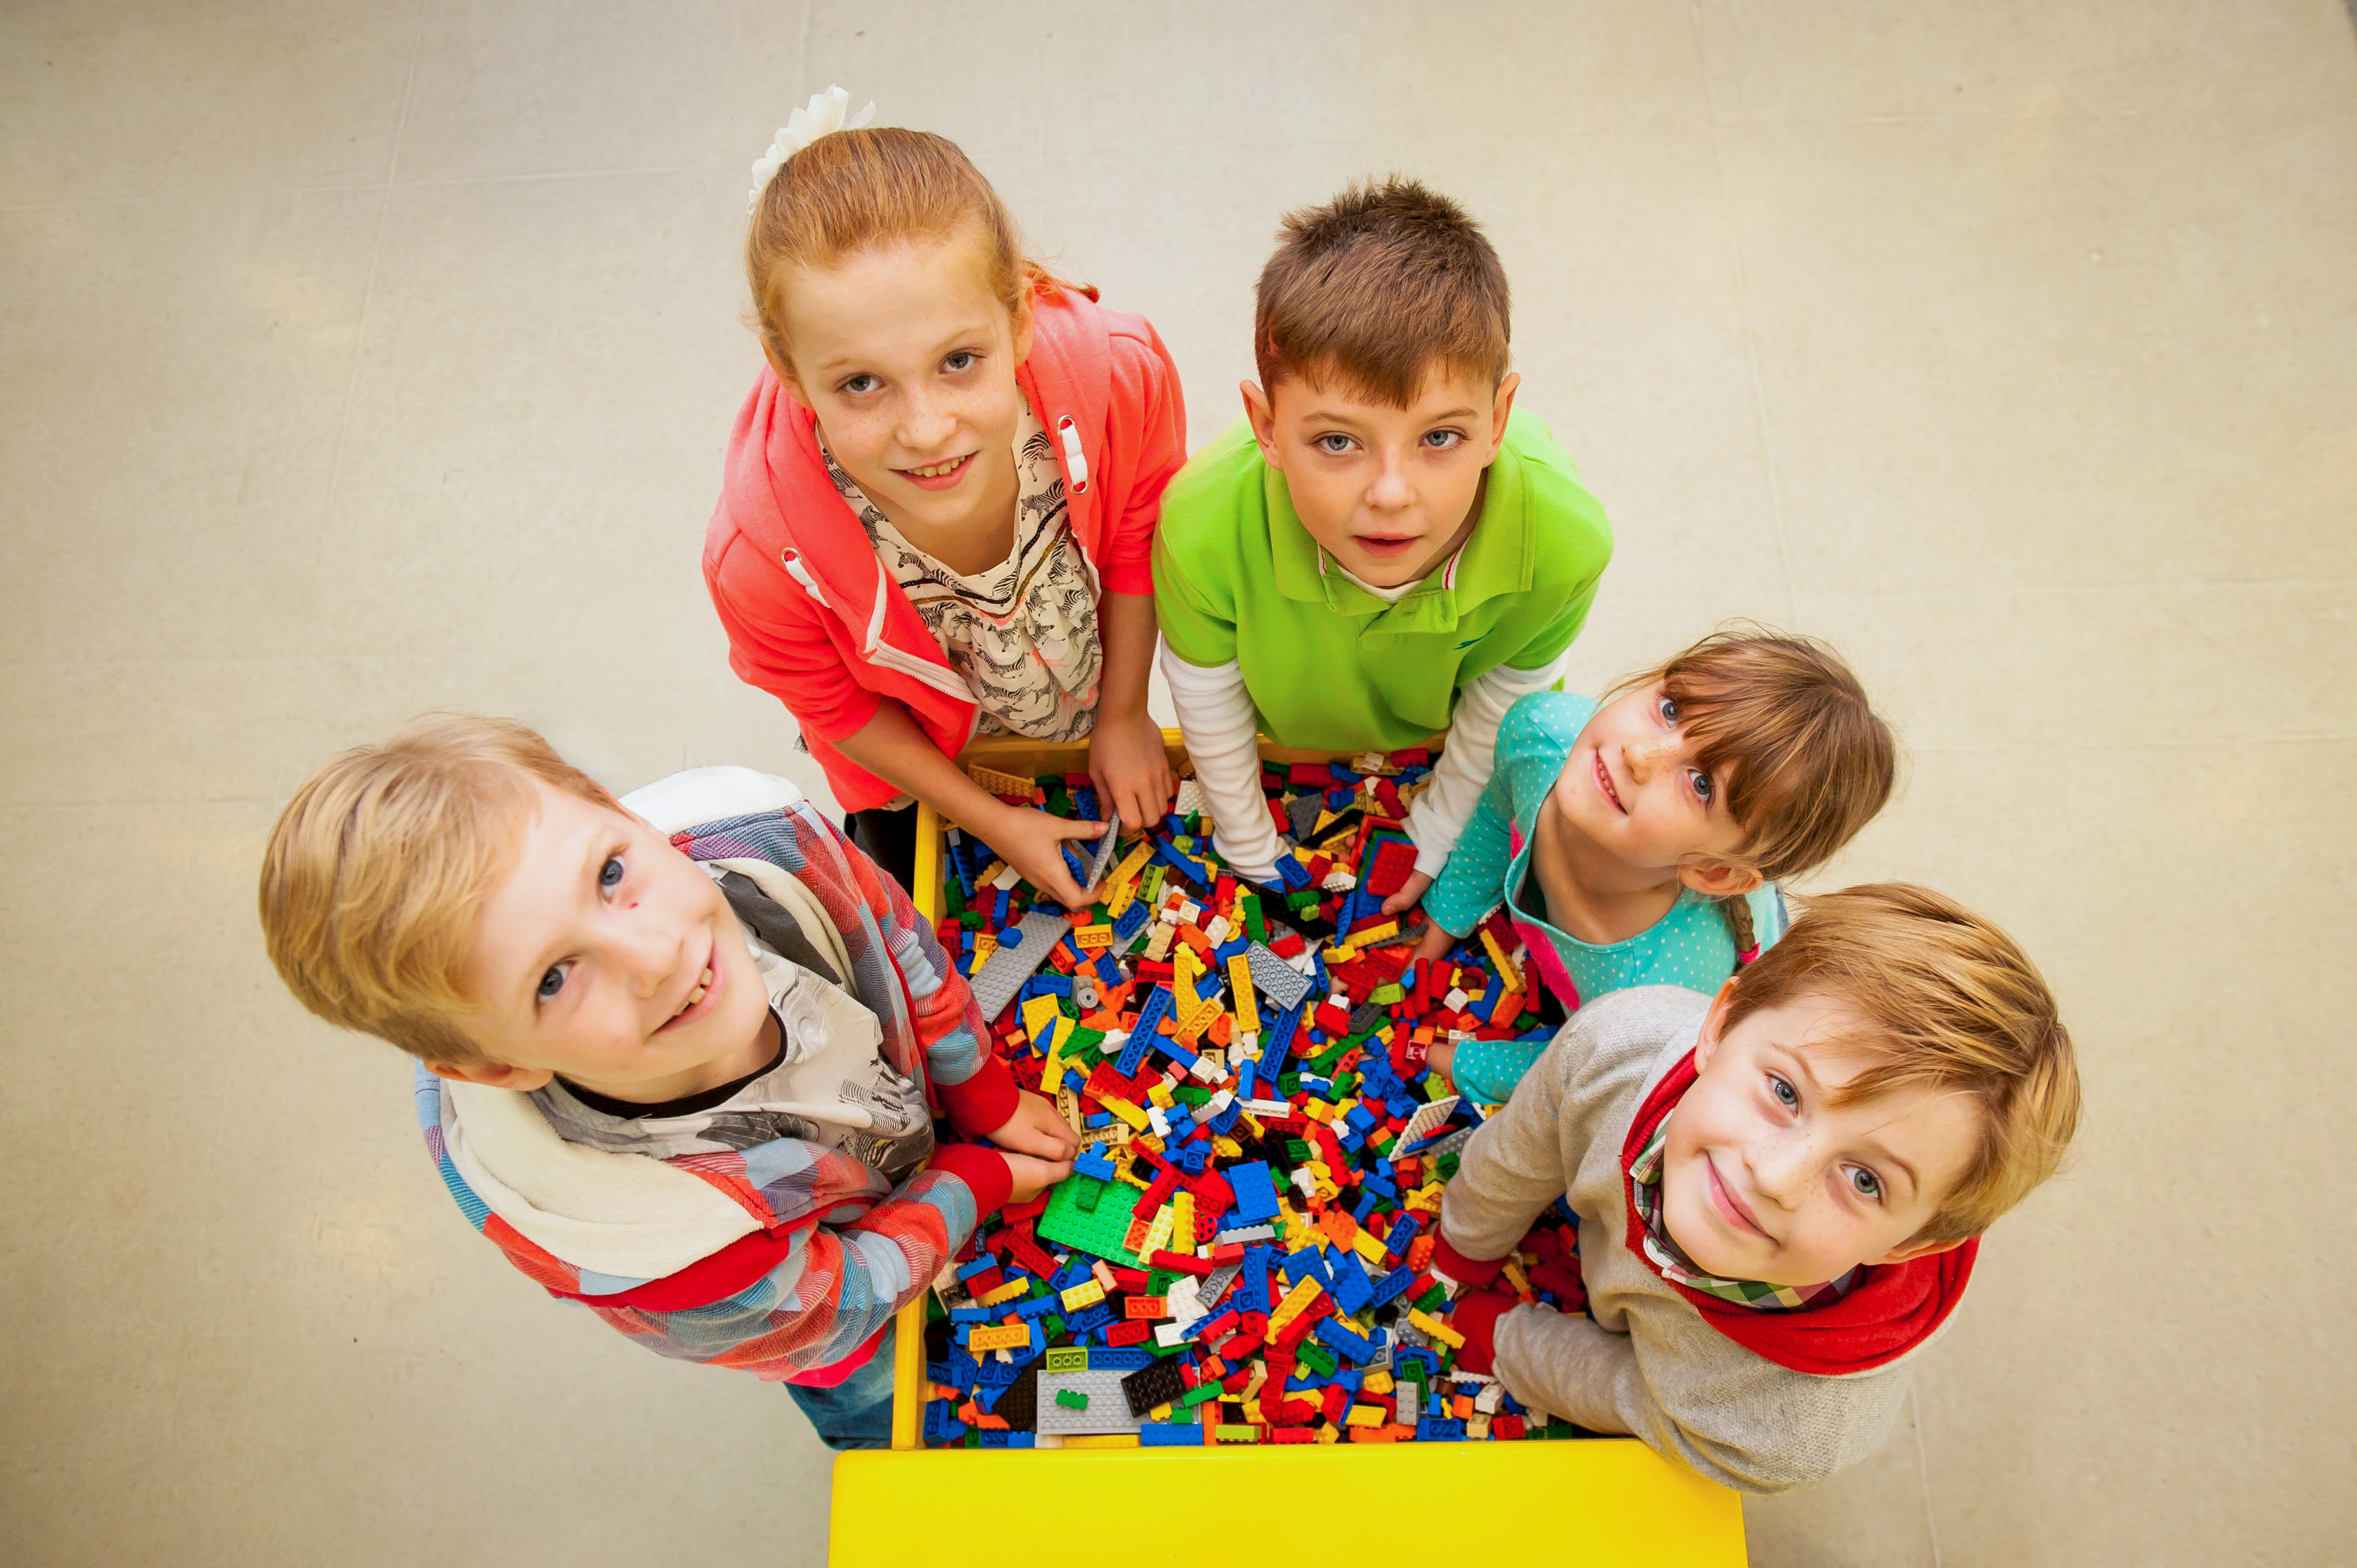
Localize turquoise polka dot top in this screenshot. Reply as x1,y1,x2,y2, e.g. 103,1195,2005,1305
1424,690,1789,1104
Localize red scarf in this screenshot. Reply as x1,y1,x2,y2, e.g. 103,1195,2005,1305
1618,1048,1977,1376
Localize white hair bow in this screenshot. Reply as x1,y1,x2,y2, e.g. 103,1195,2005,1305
749,86,877,213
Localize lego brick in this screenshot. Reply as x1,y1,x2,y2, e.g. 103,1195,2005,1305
1119,1356,1188,1417
1036,1174,1149,1268
1244,942,1314,1012
1035,1369,1144,1436
966,909,1072,1022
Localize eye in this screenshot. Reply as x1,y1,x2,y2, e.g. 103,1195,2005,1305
1846,1166,1883,1202
1421,428,1464,449
837,373,881,396
1767,1074,1799,1110
1314,433,1355,455
1687,768,1716,807
599,854,625,893
941,350,977,374
536,962,570,1004
1658,694,1680,725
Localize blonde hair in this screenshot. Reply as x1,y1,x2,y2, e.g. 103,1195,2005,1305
257,714,619,1065
1722,883,2081,1243
1608,627,1897,954
1255,177,1510,405
747,126,1069,369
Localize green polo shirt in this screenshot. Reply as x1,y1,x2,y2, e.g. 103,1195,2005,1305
1154,411,1613,751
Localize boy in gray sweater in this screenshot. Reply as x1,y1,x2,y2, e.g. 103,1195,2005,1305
1430,883,2080,1493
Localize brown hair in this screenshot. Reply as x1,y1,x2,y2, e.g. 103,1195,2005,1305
747,126,1067,370
258,714,620,1065
1254,177,1511,406
1722,883,2081,1242
1607,627,1897,954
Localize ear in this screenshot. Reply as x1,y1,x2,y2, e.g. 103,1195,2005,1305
1866,1234,1970,1267
424,1058,554,1093
1482,372,1521,463
1678,859,1764,899
1240,380,1283,470
1009,285,1037,365
1691,976,1740,1072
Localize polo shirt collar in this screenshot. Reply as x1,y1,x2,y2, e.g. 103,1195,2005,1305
1264,440,1535,620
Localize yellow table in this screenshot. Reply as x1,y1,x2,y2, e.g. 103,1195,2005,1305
826,736,1746,1566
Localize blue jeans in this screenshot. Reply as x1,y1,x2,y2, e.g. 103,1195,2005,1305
785,1324,898,1451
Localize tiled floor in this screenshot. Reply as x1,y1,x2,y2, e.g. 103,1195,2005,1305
3,3,2350,1564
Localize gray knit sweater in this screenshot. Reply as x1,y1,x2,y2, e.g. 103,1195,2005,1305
1439,985,1941,1494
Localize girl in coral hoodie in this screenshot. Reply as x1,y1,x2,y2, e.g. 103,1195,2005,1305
707,92,1185,907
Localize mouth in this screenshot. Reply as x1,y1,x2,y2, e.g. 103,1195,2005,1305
1592,749,1627,813
895,452,976,491
1706,1156,1768,1240
1351,533,1420,559
656,942,722,1033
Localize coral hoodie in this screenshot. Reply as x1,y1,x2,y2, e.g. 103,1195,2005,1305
704,284,1188,811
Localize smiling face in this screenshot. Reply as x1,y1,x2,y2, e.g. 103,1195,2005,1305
1660,988,1980,1287
1242,364,1519,590
773,228,1034,543
1545,682,1761,896
440,781,775,1103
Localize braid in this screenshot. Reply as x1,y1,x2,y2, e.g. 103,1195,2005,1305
1719,893,1759,963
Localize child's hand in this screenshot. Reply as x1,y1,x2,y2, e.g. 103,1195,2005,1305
987,803,1105,910
1379,871,1434,919
1414,920,1461,964
1424,1035,1457,1090
1087,710,1174,834
985,1089,1079,1162
1000,1151,1075,1204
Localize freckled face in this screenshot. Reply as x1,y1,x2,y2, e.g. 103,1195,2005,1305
1547,683,1751,873
1661,993,1981,1287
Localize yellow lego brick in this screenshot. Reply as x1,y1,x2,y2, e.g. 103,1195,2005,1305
1139,1204,1176,1256
1362,1371,1394,1395
1075,923,1114,951
1174,994,1223,1046
976,1279,1028,1308
1110,839,1155,888
1021,996,1064,1049
1480,926,1522,993
1171,1192,1197,1249
1211,1135,1242,1158
1352,1229,1391,1267
1104,879,1136,920
971,933,997,967
966,763,1037,798
1060,1280,1107,1312
1268,1275,1324,1330
1352,920,1400,946
967,1323,1026,1353
1146,1081,1175,1109
1346,1405,1386,1427
1314,1423,1341,1445
1100,1095,1149,1131
1408,1308,1465,1349
1227,953,1259,1034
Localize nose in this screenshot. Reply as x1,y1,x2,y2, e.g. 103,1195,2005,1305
1748,1135,1814,1210
1366,448,1413,511
614,919,681,1000
896,385,957,454
1625,733,1672,785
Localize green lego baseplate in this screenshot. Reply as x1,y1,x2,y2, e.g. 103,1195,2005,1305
1035,1172,1146,1268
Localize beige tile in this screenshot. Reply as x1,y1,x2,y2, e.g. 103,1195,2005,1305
0,188,381,664
394,0,807,182
1695,0,2357,126
0,800,835,1567
1744,1386,1938,1568
1721,107,2357,593
1814,739,2357,1568
0,0,417,206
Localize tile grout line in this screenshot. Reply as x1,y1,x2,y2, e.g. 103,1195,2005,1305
1685,0,1799,624
1911,1381,1945,1568
302,0,427,617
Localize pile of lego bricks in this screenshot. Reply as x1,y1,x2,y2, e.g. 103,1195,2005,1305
920,754,1593,1449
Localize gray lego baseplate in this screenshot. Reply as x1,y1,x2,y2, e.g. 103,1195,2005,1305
1033,1368,1145,1436
966,907,1073,1020
1243,942,1313,1012
1395,1094,1460,1151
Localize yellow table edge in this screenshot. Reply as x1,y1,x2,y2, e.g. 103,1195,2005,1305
834,734,1745,1566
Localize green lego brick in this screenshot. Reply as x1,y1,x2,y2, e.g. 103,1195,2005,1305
1412,1281,1449,1313
1043,1347,1088,1373
1036,1174,1147,1267
1056,1389,1090,1410
1215,1425,1260,1443
1297,1343,1338,1377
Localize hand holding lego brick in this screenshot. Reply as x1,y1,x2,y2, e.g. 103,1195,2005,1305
1442,1288,1518,1376
1415,919,1461,964
1087,708,1175,837
1378,869,1434,919
1000,1150,1077,1204
985,1086,1081,1162
986,803,1106,910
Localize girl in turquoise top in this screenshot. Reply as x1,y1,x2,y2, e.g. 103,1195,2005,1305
1416,630,1897,1102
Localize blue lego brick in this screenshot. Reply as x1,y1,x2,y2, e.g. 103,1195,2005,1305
1368,1266,1418,1309
1385,1214,1422,1255
1140,1423,1202,1447
1417,1417,1468,1442
1072,1147,1119,1182
1112,901,1150,941
1226,1162,1280,1224
1327,1249,1374,1314
1350,1188,1381,1224
1315,1318,1383,1364
1064,1302,1116,1336
1088,1345,1154,1371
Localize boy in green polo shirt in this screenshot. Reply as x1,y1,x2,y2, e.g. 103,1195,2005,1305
1155,178,1613,906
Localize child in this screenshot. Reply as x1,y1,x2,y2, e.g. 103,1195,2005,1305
1428,884,2080,1494
1155,177,1612,900
1412,628,1897,1102
708,91,1187,908
258,715,1075,1450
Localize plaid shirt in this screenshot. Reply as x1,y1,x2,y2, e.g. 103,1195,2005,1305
1627,1114,1861,1313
